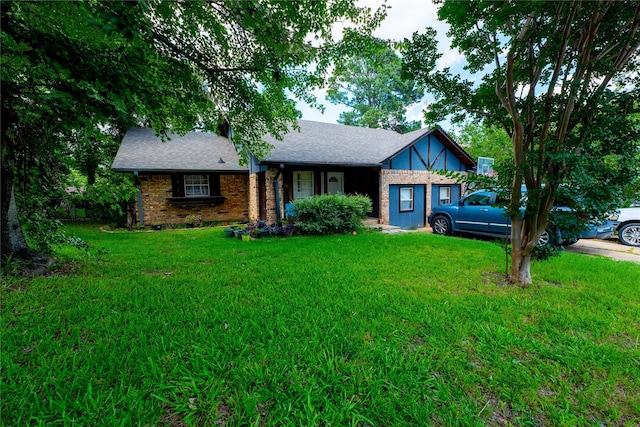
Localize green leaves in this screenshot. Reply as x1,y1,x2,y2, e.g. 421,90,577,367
327,37,424,133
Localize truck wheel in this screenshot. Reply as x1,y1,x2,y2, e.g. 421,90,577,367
618,223,640,247
538,229,560,246
432,216,452,235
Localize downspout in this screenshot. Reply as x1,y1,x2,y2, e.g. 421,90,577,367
133,170,144,227
273,164,284,224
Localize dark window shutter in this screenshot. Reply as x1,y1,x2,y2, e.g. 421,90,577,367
209,173,221,196
172,174,185,197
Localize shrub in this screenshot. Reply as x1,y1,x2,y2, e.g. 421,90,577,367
532,242,564,261
81,175,135,225
292,194,372,235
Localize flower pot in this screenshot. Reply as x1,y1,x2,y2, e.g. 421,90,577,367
151,224,162,231
224,228,235,237
241,233,251,242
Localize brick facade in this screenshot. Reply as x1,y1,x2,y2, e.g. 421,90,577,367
248,173,259,221
379,169,463,225
137,173,249,226
247,168,285,224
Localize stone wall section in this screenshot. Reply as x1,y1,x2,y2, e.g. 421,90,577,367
248,173,259,222
263,168,284,224
379,169,463,225
246,168,285,224
137,173,249,226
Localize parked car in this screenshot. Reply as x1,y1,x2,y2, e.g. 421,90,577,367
610,207,640,246
579,220,616,240
428,190,579,246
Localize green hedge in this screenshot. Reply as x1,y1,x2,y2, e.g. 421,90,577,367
292,194,372,235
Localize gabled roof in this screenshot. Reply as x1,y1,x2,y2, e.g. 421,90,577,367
261,120,474,167
387,126,475,168
111,127,247,172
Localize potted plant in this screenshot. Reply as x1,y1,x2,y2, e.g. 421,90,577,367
251,226,267,239
151,222,163,231
224,222,240,237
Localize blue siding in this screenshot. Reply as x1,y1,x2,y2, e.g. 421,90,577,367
389,185,425,229
429,137,446,170
431,184,461,210
410,138,428,170
389,133,467,172
392,149,411,170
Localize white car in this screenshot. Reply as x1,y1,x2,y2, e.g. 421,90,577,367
611,207,640,246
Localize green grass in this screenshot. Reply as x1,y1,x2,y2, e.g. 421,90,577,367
2,224,639,426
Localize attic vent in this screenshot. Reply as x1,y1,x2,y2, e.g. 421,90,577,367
218,157,225,163
329,177,338,182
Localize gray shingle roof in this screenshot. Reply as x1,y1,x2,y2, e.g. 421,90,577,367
261,120,436,166
111,127,247,172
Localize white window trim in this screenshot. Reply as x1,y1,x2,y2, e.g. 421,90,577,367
184,174,210,197
293,171,314,200
439,186,451,205
399,187,414,212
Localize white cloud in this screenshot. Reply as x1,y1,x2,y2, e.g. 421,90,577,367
437,49,465,70
364,0,441,40
405,103,426,124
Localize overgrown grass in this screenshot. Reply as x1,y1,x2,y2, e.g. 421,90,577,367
2,225,639,426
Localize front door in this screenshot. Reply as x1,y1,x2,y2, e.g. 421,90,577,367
327,172,344,195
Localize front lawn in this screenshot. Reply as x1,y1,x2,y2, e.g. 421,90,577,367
2,225,639,426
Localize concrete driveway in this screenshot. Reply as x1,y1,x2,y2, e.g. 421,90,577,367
373,222,640,263
382,224,640,264
565,238,640,263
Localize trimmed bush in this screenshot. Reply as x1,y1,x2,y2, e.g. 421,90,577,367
292,194,372,235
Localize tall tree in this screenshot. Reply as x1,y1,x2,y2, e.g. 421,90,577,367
404,0,640,285
326,37,423,133
1,0,383,263
454,122,512,165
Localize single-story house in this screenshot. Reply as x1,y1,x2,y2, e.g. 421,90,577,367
111,127,250,226
112,121,475,229
248,120,475,228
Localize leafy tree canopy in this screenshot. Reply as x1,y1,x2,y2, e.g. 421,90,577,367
404,0,640,284
453,121,512,165
326,37,423,133
1,0,384,261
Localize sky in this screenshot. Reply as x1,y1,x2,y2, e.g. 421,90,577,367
296,0,463,128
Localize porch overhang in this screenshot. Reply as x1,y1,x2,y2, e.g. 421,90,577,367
260,161,382,169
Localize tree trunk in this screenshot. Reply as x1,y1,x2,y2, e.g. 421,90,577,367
1,103,51,265
510,243,533,286
508,215,535,285
1,185,31,259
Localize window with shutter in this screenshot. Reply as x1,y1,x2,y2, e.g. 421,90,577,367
184,174,210,197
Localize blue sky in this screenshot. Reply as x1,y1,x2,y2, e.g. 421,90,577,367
296,0,463,128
